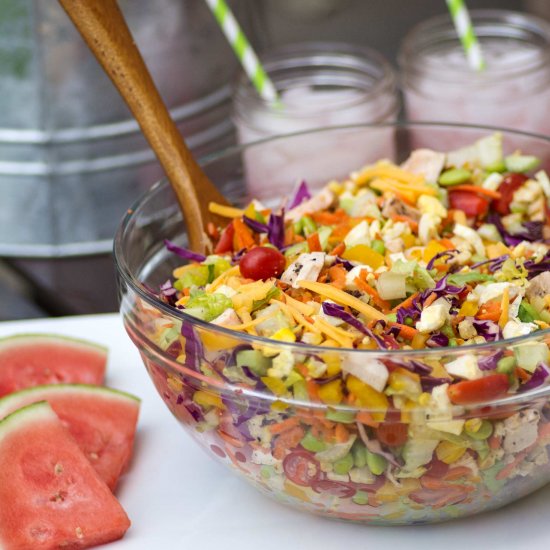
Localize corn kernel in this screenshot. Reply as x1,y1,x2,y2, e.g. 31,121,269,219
423,240,447,265
261,376,289,396
418,392,432,407
317,379,344,405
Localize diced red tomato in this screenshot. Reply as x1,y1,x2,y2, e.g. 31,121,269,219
448,190,489,218
448,374,509,405
239,246,286,280
214,222,235,254
492,173,528,215
282,451,321,487
376,421,408,447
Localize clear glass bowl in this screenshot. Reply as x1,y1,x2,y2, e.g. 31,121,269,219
114,123,550,525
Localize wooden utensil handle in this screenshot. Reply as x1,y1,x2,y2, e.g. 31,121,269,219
59,0,229,252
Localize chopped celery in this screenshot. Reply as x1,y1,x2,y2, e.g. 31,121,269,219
236,349,272,376
325,408,356,424
179,265,210,289
301,430,327,453
505,154,540,173
518,301,540,323
438,168,472,186
184,291,232,321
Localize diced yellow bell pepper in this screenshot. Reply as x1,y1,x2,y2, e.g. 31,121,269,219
271,327,296,343
402,233,417,249
342,244,385,270
193,390,224,409
388,368,422,398
458,301,478,317
346,375,388,421
317,379,344,405
486,242,510,259
320,352,342,376
423,240,447,265
436,440,467,464
167,375,183,392
261,376,289,396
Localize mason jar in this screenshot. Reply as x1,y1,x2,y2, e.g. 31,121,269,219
232,42,399,201
398,10,550,137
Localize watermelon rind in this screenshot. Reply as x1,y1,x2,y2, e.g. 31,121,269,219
0,333,108,355
0,384,141,491
0,383,140,419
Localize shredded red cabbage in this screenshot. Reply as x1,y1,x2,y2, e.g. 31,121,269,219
164,239,206,263
518,362,550,392
181,322,204,370
471,318,501,341
288,180,312,210
525,251,550,279
243,216,268,234
420,376,452,391
470,254,509,272
426,250,458,271
334,257,355,271
388,359,433,376
426,332,449,347
488,214,544,246
267,210,286,249
478,350,504,371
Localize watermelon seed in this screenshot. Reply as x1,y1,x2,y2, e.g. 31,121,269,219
54,463,63,475
76,527,84,539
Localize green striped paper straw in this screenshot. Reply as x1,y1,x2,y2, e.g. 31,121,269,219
446,0,485,71
205,0,279,103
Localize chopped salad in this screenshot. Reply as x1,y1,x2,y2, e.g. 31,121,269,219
145,133,550,523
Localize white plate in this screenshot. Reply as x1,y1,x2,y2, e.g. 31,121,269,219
1,314,550,549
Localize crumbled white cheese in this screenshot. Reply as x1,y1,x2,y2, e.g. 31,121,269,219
502,319,538,339
344,220,371,248
416,303,449,333
454,224,485,257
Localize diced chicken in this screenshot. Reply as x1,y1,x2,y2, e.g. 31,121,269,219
286,187,335,221
280,252,325,289
211,308,241,326
400,148,446,184
417,195,448,218
418,213,441,244
502,409,540,454
381,196,421,222
526,272,550,302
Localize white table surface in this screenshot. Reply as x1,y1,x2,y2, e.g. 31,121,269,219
1,313,549,549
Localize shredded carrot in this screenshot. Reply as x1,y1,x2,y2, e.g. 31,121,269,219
284,225,296,246
272,426,305,459
334,423,350,443
423,292,438,308
439,238,456,250
391,292,420,313
443,466,472,481
328,264,347,290
331,242,346,257
207,222,219,240
515,367,531,383
356,411,379,428
420,475,453,490
268,417,300,435
233,217,256,249
311,209,349,225
390,322,419,340
476,300,501,322
354,277,391,312
307,232,322,252
450,184,502,200
390,214,419,232
306,379,320,401
218,430,245,448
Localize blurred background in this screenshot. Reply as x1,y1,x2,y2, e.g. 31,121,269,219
0,0,546,321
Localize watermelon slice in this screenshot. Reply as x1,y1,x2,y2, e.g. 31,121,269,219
0,401,130,549
0,384,140,491
0,334,107,397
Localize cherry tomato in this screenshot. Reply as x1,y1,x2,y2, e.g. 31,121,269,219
492,173,528,215
448,190,490,218
448,374,509,405
376,421,409,447
282,451,321,487
239,246,286,280
214,222,235,254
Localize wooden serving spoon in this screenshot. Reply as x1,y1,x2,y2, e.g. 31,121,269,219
58,0,232,254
